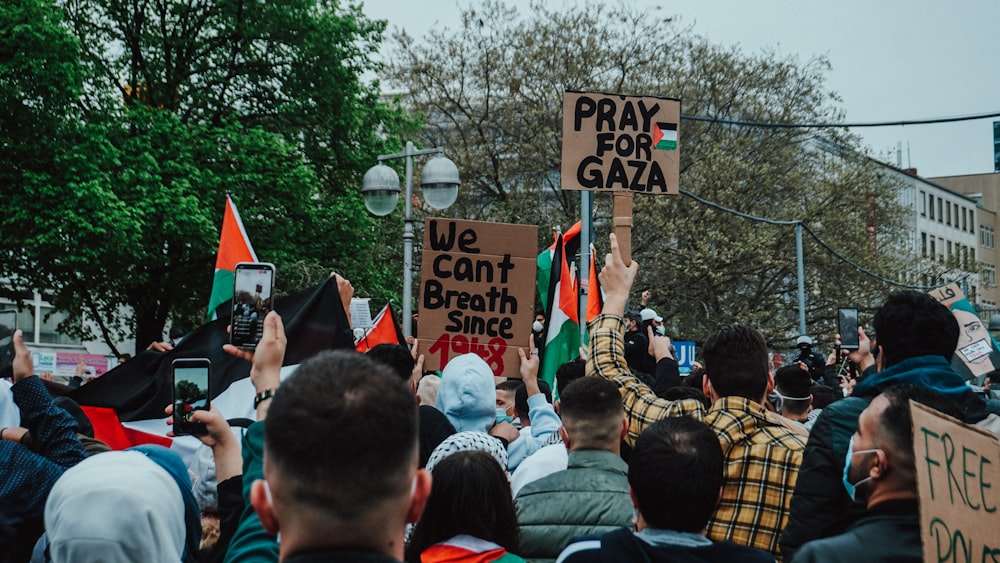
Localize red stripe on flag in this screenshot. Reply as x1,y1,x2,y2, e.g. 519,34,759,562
215,195,257,270
82,406,172,450
355,305,405,353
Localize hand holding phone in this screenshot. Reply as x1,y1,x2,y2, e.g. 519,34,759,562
230,262,276,350
838,308,860,350
172,358,211,436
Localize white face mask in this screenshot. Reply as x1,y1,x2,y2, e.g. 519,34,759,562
533,320,544,333
655,326,666,336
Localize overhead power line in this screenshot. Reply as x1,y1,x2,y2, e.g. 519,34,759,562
678,189,962,290
680,110,1000,129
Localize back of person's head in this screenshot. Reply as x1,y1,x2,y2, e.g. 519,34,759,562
425,431,509,472
264,350,418,526
873,291,959,368
555,357,587,397
558,377,623,451
45,448,199,562
436,353,496,433
774,364,812,416
662,385,711,409
873,384,961,489
629,417,723,533
496,380,521,394
810,384,839,409
404,450,519,563
366,344,415,382
514,379,552,421
702,323,769,401
416,374,441,407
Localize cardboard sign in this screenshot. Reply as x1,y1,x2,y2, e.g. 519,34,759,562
561,91,680,194
928,283,1000,381
911,402,1000,562
419,219,537,377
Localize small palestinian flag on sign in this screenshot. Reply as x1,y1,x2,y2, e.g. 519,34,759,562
654,122,678,150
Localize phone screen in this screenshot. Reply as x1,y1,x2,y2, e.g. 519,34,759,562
0,310,17,378
173,359,210,436
230,263,275,350
838,308,859,350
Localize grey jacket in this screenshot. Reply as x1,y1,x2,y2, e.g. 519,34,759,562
514,449,633,562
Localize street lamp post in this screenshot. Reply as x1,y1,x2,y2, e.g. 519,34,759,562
362,141,460,338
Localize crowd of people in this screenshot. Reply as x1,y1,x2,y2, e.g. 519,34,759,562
2,232,1000,563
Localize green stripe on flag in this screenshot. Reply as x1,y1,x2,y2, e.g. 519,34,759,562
207,269,235,321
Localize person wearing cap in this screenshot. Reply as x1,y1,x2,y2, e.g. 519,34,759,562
792,335,828,384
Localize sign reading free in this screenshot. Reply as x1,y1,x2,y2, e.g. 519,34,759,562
561,91,680,193
419,218,537,378
911,402,1000,562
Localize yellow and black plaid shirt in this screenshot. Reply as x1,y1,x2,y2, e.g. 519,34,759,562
586,314,806,559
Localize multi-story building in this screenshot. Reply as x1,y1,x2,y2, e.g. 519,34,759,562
930,172,1000,313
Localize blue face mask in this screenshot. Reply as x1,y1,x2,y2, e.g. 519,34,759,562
496,408,513,425
655,326,666,336
842,436,880,502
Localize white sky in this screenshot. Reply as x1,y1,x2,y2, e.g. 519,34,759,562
361,0,1000,179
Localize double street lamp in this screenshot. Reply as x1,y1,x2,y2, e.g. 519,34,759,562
362,141,460,338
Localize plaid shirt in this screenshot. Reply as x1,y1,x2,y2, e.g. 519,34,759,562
587,314,805,559
705,396,806,559
586,315,705,444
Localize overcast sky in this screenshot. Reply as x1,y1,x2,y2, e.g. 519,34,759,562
361,0,1000,179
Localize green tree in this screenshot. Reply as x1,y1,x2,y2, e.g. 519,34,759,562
385,0,931,345
1,0,417,350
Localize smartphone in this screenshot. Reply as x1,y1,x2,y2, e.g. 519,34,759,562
230,262,276,350
172,358,210,436
838,308,860,350
0,310,16,378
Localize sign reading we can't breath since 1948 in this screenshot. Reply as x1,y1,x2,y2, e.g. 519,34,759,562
561,91,680,193
419,218,537,378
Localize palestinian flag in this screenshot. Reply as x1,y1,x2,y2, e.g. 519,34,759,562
419,536,523,563
354,304,406,353
586,243,604,324
654,122,678,150
52,276,354,462
540,232,581,390
207,195,257,321
536,221,581,315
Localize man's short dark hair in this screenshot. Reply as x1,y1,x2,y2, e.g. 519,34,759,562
496,380,521,394
875,384,961,486
555,358,586,397
265,350,418,522
702,323,769,401
365,344,415,382
810,384,839,410
514,379,552,421
775,365,812,415
873,291,959,368
558,377,624,449
629,417,723,532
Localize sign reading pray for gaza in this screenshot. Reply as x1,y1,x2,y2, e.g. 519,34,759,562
561,91,680,193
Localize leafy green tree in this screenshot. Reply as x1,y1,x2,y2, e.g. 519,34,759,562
1,0,417,351
384,0,930,345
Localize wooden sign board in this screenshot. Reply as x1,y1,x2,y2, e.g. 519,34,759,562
911,402,1000,562
561,91,680,194
928,283,1000,380
419,218,537,378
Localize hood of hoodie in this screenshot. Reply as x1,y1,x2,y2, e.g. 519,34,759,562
435,353,496,433
44,450,189,563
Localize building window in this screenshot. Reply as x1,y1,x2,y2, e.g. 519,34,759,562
921,232,927,256
920,191,927,216
946,201,952,226
930,238,936,258
954,204,959,228
984,265,997,288
981,225,995,249
963,208,968,231
937,198,943,223
929,195,935,219
947,240,953,260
